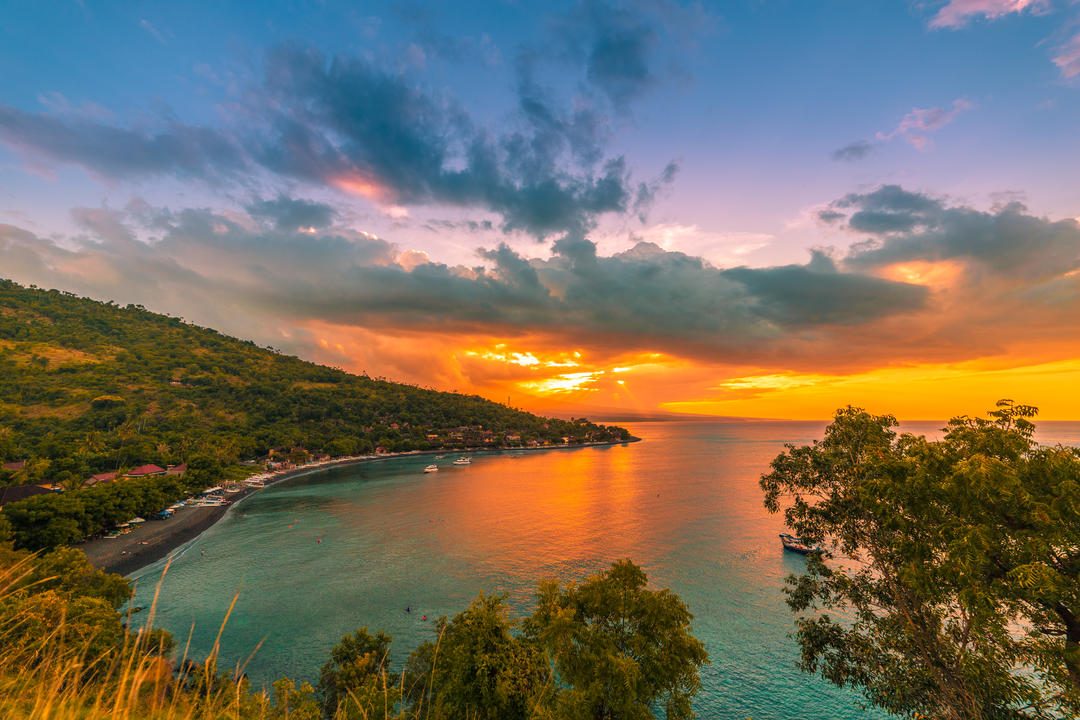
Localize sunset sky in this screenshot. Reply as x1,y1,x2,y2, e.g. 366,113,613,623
2,0,1080,420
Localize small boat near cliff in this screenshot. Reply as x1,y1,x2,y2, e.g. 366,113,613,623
779,533,821,555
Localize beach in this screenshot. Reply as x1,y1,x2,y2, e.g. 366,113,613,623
80,441,637,577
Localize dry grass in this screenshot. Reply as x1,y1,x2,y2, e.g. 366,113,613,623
0,554,455,720
0,556,268,720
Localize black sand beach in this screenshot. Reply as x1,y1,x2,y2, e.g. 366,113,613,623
79,440,638,577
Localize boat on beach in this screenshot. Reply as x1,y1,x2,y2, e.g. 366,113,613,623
779,533,821,555
452,456,472,465
424,464,438,473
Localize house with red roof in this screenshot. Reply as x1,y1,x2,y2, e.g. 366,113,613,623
126,464,166,478
2,460,26,472
85,471,118,487
166,463,187,476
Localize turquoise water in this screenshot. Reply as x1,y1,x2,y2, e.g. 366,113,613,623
129,420,1080,718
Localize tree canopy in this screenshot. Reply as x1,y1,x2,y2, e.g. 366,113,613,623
0,278,630,481
761,400,1080,719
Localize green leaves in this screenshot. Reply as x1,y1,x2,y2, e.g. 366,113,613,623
527,559,709,720
761,402,1080,719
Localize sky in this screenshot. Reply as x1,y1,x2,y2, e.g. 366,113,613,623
2,0,1080,420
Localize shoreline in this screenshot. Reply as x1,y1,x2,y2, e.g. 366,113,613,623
80,438,640,578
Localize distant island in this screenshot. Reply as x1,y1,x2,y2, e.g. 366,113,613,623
0,279,633,552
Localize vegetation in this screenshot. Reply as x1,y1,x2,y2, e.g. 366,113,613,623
0,543,706,720
761,400,1080,720
0,279,630,550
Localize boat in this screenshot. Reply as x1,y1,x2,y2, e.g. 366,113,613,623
435,455,445,459
452,456,472,465
424,464,438,473
779,533,821,555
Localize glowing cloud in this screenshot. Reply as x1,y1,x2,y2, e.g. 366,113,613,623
929,0,1048,29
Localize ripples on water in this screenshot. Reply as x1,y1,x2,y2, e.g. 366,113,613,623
130,420,1080,719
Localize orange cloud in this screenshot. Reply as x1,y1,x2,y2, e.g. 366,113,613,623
330,171,390,202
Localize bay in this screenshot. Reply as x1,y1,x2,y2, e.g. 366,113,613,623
129,419,1080,718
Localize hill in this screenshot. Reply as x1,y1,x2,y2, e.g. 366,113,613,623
0,279,630,549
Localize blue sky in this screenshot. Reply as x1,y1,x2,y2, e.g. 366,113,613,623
2,0,1080,418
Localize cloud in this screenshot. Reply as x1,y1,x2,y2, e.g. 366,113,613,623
547,0,715,111
0,41,671,239
1053,31,1080,79
139,18,169,45
876,98,975,150
928,0,1048,29
722,250,927,326
627,222,770,265
0,202,931,373
246,195,338,232
826,185,1080,281
0,105,246,181
5,184,1080,388
831,140,874,162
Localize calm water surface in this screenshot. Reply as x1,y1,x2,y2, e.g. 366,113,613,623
130,420,1080,719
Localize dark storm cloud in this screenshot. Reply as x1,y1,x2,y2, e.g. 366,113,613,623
829,186,1080,280
246,195,338,231
0,42,661,239
721,250,928,325
0,205,929,365
831,140,874,162
0,105,246,180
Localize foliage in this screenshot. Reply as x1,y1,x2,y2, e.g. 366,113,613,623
526,559,709,720
317,627,395,719
760,400,1080,719
0,279,631,550
416,594,551,720
0,547,705,720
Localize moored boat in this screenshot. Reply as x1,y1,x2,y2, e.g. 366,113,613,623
424,464,438,473
779,533,821,555
452,456,472,465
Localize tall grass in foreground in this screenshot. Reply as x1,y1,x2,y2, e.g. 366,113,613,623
0,554,272,720
0,553,461,720
0,553,706,719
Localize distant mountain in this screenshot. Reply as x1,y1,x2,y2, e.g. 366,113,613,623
0,279,631,488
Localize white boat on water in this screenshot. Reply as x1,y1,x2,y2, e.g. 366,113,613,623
452,456,472,465
424,464,438,473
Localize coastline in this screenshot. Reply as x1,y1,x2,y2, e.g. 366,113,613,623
80,438,640,578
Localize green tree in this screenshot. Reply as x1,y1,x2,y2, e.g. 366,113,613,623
28,546,131,609
760,401,1080,719
268,677,321,720
317,627,396,719
413,593,550,720
527,560,708,720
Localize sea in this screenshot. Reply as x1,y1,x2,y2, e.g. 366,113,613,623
129,419,1080,719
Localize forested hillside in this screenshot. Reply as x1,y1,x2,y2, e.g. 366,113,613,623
0,279,628,489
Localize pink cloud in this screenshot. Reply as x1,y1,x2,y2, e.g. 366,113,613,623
1053,31,1080,78
929,0,1048,29
876,98,975,149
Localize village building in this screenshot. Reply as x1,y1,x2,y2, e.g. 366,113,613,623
0,483,52,509
85,471,119,487
126,464,167,478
